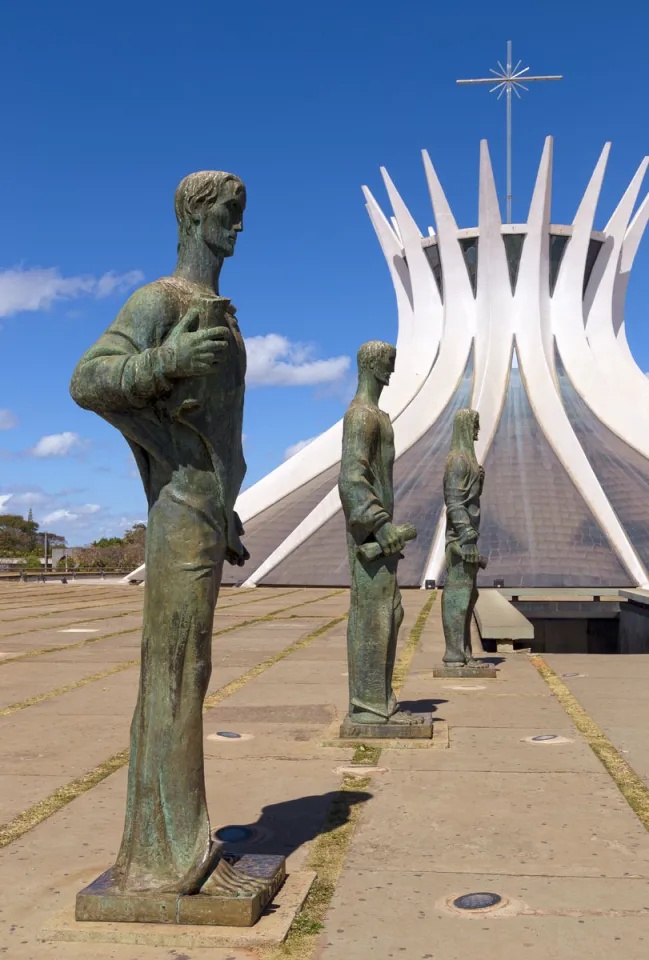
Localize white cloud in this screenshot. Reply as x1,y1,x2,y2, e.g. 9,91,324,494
42,508,78,524
0,493,12,511
93,270,145,299
0,409,18,430
30,432,87,457
0,266,144,318
245,334,350,387
284,436,318,460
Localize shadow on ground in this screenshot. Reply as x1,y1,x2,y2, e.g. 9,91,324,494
214,789,373,859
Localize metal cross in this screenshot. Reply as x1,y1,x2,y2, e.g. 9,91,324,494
457,41,562,223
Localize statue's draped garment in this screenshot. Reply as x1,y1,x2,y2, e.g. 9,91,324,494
70,276,246,892
338,400,403,720
442,409,483,664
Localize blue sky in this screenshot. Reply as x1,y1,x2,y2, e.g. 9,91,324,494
0,0,648,544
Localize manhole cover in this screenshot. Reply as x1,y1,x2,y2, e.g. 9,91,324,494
453,892,502,911
562,673,580,678
531,734,558,742
215,825,254,843
215,731,241,739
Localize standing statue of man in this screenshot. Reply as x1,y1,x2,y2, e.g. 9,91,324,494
339,341,418,729
442,408,488,666
70,172,270,904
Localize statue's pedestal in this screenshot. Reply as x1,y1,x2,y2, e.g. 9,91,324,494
432,663,498,678
339,712,433,740
75,855,286,928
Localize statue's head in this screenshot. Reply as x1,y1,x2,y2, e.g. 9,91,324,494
357,340,396,387
451,408,480,450
175,171,246,259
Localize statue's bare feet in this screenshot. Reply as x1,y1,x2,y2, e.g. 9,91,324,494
466,658,492,669
200,857,269,898
390,709,425,725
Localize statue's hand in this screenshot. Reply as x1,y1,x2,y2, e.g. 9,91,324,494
226,515,250,567
461,543,480,564
375,522,404,557
162,306,230,379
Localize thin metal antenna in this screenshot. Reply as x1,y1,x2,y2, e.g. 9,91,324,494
457,42,562,222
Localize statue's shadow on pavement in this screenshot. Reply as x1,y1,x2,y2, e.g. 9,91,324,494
215,789,372,866
397,697,448,717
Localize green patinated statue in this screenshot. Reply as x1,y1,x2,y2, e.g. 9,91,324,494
70,171,274,909
338,341,418,728
441,408,488,666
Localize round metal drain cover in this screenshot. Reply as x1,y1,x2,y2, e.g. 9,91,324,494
531,734,558,742
215,825,253,843
453,892,502,911
216,731,241,739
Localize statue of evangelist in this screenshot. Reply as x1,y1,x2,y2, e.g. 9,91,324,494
70,171,282,923
441,408,489,668
338,341,424,736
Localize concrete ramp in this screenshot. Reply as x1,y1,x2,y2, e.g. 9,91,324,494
475,589,534,650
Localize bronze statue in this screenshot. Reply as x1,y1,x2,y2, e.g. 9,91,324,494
71,172,280,921
338,341,420,733
441,408,488,666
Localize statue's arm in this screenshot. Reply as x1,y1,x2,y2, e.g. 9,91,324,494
445,456,478,545
70,285,177,413
338,407,390,543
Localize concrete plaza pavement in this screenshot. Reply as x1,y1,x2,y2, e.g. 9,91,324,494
0,581,647,959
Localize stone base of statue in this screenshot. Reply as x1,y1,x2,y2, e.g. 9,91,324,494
339,710,433,740
432,662,498,678
75,855,286,928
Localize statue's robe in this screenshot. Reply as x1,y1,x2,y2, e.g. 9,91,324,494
338,399,403,721
442,410,484,664
70,276,246,893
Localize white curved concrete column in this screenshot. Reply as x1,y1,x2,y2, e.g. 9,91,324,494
363,186,414,376
422,141,514,587
472,140,516,450
381,166,443,371
552,147,649,457
422,149,475,339
519,138,555,376
612,192,649,371
517,142,648,585
585,157,649,399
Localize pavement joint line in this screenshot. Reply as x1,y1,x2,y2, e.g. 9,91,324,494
0,659,142,718
0,598,144,622
0,613,346,850
0,590,343,670
531,655,649,832
271,593,436,960
392,592,436,695
0,626,142,668
214,587,302,610
0,608,142,640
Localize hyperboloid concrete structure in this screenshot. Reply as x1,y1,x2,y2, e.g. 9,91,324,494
132,137,649,589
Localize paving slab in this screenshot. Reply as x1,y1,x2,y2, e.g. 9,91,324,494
383,725,604,773
320,869,649,960
343,769,649,877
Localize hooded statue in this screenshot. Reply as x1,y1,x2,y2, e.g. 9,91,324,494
442,408,488,665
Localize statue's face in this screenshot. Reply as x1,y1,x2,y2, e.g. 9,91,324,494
374,350,396,386
202,180,246,258
473,414,480,441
